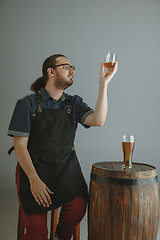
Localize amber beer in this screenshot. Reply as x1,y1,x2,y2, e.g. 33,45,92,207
103,62,115,69
122,135,135,169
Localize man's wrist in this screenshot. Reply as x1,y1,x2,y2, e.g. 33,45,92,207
28,172,39,182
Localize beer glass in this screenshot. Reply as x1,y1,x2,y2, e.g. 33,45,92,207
122,135,135,169
104,52,117,69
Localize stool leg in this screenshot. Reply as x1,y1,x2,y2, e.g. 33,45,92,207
73,223,80,240
50,209,58,240
17,206,25,240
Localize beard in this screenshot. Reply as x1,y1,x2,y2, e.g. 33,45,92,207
54,73,73,90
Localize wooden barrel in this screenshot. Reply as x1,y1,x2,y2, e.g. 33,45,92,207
88,162,160,240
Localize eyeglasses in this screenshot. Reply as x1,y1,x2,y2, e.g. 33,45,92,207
52,63,75,71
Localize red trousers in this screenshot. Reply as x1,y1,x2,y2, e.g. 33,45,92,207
16,163,87,240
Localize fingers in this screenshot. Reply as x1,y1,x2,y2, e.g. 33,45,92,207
34,193,47,207
101,62,105,71
39,192,51,208
34,194,41,206
44,186,54,206
100,61,118,77
46,185,54,195
99,61,118,86
33,191,52,208
32,186,54,208
100,62,105,74
113,61,118,72
107,61,118,73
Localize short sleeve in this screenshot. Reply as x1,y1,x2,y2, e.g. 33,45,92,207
7,98,33,137
74,95,94,128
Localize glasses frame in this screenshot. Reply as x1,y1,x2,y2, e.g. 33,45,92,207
52,63,75,71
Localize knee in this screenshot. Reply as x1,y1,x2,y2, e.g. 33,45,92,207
72,197,87,214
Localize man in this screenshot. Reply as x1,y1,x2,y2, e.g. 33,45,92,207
8,54,118,240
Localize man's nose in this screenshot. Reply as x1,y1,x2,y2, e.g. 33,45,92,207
69,67,75,74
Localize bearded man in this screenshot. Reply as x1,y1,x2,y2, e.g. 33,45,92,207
8,54,117,240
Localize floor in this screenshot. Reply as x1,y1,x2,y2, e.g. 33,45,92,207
0,188,159,240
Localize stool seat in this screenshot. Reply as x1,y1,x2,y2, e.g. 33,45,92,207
17,206,80,240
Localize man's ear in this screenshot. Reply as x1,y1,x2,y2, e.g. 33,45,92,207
47,68,55,76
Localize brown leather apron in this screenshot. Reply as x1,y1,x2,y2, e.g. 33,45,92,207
19,92,88,215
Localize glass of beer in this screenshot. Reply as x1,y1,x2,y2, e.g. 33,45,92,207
122,135,135,169
104,52,117,69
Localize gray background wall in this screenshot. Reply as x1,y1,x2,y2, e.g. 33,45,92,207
1,0,160,193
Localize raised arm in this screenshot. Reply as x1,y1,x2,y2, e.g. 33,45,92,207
14,135,53,207
84,61,118,127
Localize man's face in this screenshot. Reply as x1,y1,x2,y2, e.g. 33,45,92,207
53,56,75,90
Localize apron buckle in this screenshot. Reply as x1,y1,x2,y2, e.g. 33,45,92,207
66,105,71,114
38,104,42,112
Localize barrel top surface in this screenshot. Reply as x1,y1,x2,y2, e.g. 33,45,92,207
91,161,157,179
93,161,156,171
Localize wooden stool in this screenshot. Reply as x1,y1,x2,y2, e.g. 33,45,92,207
17,206,80,240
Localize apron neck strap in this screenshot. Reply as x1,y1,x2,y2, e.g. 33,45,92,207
65,97,72,114
35,91,43,112
35,91,42,105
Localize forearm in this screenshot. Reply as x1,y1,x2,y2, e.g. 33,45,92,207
14,136,53,207
14,136,39,182
91,84,108,126
84,61,117,127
